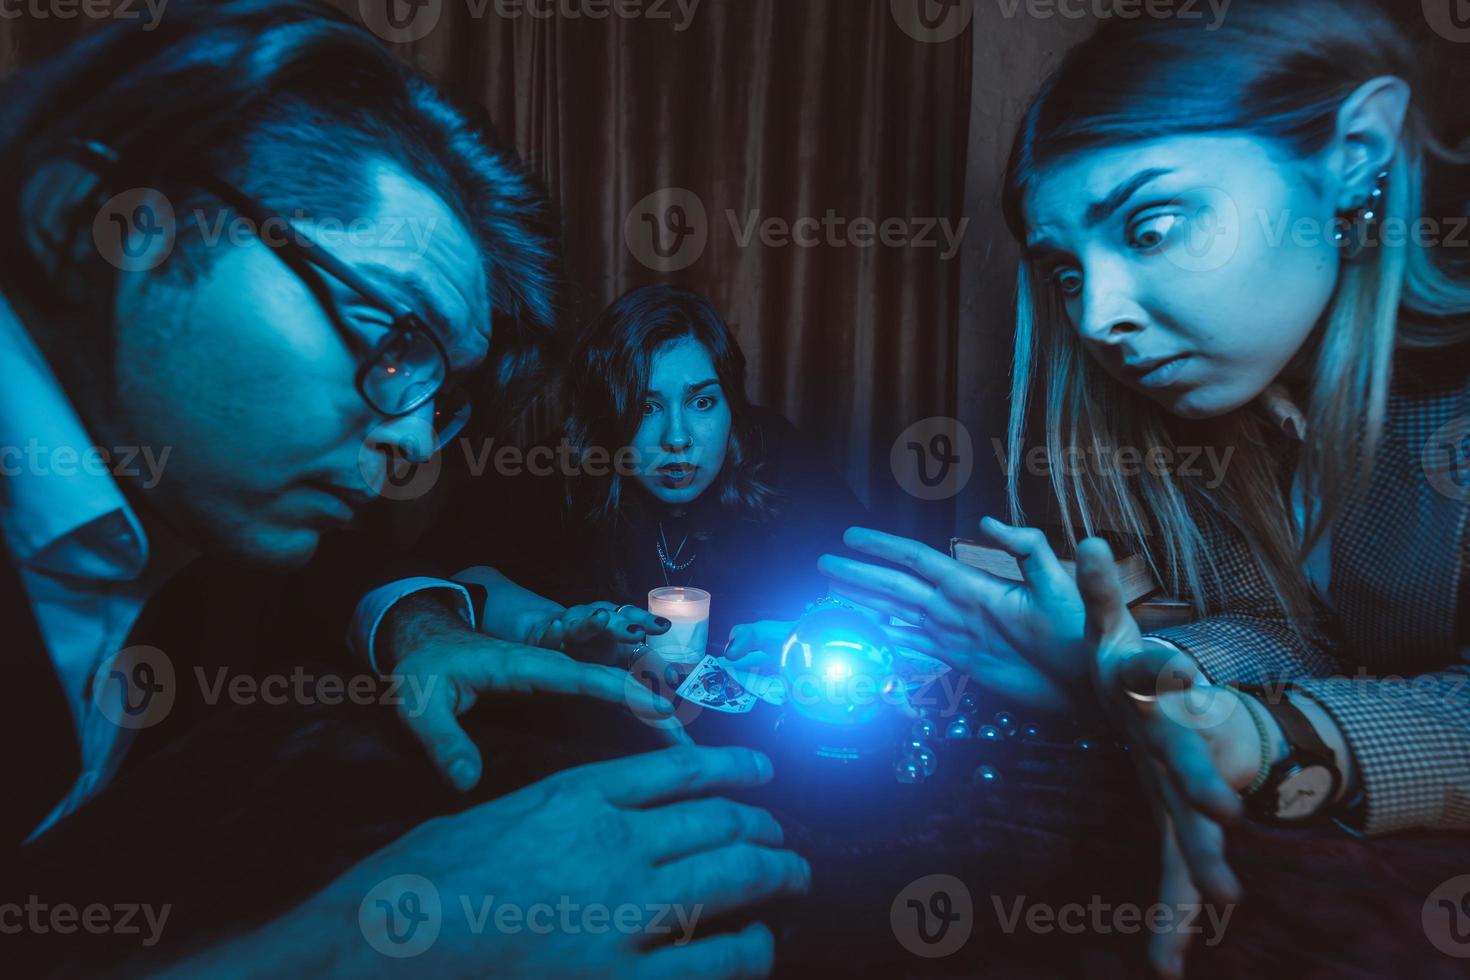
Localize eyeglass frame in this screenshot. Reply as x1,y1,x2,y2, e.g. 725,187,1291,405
71,141,474,455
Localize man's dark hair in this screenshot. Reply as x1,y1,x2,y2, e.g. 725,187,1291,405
0,0,560,428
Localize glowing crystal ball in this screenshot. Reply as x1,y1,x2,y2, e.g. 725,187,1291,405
779,606,899,726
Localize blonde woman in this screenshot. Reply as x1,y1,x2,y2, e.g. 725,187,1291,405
814,1,1469,973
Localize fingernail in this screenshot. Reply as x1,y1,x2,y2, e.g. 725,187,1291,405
655,696,675,713
754,752,774,781
655,617,671,629
627,624,642,635
448,758,476,789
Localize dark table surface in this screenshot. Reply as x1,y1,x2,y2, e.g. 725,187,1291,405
5,672,1468,978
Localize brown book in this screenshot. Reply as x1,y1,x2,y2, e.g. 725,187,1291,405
1130,598,1195,632
949,538,1160,606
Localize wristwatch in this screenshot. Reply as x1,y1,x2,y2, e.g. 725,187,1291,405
1230,684,1342,823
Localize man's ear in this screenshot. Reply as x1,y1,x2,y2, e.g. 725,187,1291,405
1328,76,1411,211
18,151,112,278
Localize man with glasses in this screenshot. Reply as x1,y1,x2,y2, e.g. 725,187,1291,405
0,2,808,975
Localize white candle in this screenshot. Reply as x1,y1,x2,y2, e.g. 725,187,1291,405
646,586,711,664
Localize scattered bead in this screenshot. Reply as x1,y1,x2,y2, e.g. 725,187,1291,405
972,765,1002,787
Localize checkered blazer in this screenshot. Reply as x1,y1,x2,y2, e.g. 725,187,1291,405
1146,345,1470,836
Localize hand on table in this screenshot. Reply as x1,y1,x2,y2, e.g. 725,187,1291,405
383,593,691,793
1076,538,1270,978
527,601,672,668
723,620,796,672
815,519,1089,713
184,747,809,979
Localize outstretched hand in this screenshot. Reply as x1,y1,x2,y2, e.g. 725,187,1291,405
385,595,690,792
1075,538,1248,978
816,519,1089,712
527,602,671,668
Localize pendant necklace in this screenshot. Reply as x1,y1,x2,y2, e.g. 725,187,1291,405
656,521,697,585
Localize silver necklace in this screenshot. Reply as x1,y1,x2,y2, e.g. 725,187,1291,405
656,522,697,576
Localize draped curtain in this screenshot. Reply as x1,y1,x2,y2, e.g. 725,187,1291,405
8,0,1462,546
385,0,974,542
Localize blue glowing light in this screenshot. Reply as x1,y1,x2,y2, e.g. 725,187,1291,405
779,607,897,727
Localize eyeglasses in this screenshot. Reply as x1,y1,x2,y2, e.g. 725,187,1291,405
180,172,473,455
69,138,477,455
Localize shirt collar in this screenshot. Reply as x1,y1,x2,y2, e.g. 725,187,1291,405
1257,381,1307,442
0,294,149,581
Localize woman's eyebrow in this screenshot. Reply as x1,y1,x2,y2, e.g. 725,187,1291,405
646,379,720,398
1084,168,1175,227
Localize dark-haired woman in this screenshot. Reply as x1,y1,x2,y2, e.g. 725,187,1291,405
436,285,868,662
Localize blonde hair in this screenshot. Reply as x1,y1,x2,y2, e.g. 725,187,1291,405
1002,1,1470,627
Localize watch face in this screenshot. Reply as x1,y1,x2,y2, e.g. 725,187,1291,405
1276,766,1334,820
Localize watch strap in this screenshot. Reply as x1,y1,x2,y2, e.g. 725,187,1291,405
1229,683,1341,821
1247,684,1334,760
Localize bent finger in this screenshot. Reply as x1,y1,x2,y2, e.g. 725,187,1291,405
642,922,775,979
636,799,786,864
562,746,775,808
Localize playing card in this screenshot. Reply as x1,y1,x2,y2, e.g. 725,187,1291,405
718,658,785,706
894,648,950,690
676,655,759,713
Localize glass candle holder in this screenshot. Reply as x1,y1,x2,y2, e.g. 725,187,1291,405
646,586,711,665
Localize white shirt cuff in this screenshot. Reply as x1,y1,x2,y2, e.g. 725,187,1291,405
350,577,477,674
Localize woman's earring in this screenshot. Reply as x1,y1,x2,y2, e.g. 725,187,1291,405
1333,170,1388,261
